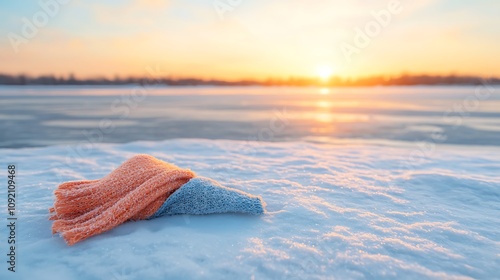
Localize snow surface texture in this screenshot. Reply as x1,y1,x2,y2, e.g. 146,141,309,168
151,177,265,218
0,139,499,279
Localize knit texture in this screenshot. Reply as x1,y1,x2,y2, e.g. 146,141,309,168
50,154,266,246
150,177,266,218
50,154,195,245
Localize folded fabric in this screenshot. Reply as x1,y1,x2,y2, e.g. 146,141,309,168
49,154,266,245
150,177,265,218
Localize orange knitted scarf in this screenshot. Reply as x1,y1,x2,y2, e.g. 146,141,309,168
49,154,195,245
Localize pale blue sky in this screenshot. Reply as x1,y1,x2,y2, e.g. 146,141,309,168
1,0,499,79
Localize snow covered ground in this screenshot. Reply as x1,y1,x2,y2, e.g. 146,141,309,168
0,139,499,279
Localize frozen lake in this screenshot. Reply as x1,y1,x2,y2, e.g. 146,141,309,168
0,85,499,148
0,86,499,279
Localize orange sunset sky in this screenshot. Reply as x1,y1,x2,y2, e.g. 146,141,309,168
1,0,499,80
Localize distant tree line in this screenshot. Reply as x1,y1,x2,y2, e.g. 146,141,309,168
0,73,498,87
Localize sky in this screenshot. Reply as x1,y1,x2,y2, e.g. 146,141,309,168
0,0,499,80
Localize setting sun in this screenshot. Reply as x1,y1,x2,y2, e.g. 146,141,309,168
316,65,334,81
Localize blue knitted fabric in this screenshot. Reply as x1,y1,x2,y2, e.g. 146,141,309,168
149,177,265,219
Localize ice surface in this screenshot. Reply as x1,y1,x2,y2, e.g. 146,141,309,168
0,139,499,279
1,85,500,148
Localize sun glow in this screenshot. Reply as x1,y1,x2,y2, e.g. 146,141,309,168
316,65,334,81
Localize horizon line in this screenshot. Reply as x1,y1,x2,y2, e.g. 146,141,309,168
1,72,499,87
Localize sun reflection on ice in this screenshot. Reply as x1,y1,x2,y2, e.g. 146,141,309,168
319,88,330,95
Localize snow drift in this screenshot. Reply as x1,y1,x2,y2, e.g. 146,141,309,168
0,139,498,279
